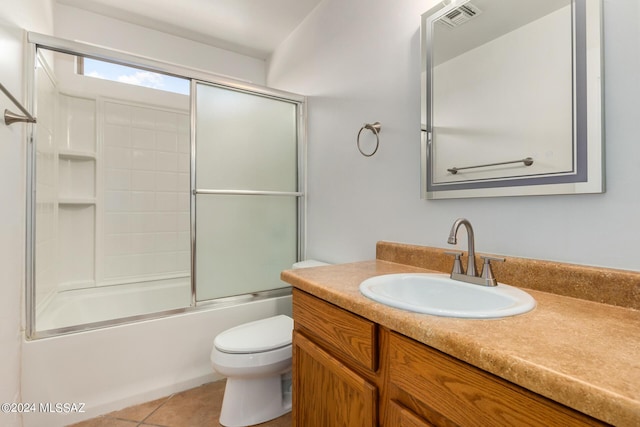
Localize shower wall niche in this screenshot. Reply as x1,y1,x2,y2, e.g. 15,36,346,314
56,94,96,290
34,56,98,304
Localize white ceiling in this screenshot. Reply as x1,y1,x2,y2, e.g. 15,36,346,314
56,0,323,59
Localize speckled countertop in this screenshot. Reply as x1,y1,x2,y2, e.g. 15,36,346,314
281,245,640,427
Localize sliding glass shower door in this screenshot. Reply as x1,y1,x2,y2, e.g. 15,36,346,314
194,82,302,301
26,33,306,338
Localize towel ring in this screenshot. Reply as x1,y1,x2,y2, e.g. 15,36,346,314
357,122,382,157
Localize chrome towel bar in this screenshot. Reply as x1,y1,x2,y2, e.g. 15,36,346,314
1,82,36,125
193,189,303,197
448,157,533,174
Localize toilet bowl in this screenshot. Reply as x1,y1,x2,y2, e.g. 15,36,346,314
211,260,329,426
211,315,294,427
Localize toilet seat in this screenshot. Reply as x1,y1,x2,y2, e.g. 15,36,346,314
214,315,293,354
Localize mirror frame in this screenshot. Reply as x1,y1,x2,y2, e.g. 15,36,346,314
420,0,604,199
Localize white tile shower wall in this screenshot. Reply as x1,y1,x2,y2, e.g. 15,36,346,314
102,100,190,284
58,95,97,152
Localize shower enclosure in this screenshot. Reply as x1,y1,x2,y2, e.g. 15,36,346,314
26,33,306,338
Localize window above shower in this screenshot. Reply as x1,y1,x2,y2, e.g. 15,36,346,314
77,57,190,95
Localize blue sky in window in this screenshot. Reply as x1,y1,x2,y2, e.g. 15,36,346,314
83,58,190,95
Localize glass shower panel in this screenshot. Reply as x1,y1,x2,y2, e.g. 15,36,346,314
195,84,297,191
196,196,297,301
195,82,300,301
31,48,192,335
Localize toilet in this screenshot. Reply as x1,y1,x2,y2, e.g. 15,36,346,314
211,260,328,427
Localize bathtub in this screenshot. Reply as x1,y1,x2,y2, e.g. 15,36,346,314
22,291,292,427
36,277,192,332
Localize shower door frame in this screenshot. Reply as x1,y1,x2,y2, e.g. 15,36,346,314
25,32,307,339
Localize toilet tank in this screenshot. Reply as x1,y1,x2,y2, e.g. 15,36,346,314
292,260,329,269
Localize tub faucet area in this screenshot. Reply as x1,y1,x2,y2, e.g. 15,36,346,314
447,218,504,287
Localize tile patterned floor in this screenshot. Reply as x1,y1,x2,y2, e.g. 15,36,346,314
68,380,291,427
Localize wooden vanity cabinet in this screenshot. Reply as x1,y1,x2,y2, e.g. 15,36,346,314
292,289,607,427
387,332,607,427
292,289,379,426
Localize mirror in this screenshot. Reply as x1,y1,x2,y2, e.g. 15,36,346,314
421,0,604,199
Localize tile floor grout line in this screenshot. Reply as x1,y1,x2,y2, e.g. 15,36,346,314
103,393,175,426
138,392,177,426
136,422,171,427
106,416,170,426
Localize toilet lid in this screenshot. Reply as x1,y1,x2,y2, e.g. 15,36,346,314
214,315,293,354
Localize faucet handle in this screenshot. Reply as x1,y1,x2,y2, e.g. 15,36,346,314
480,255,505,263
444,251,464,274
480,255,505,286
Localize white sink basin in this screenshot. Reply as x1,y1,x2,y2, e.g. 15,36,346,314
359,273,535,319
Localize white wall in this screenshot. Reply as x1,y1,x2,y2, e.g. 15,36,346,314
0,2,54,426
268,0,640,272
54,3,267,85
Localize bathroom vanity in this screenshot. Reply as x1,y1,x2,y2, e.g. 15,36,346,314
282,242,640,427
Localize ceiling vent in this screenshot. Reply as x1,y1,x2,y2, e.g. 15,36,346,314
437,3,482,28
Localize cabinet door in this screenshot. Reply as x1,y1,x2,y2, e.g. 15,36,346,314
293,331,377,427
386,400,435,427
389,332,606,427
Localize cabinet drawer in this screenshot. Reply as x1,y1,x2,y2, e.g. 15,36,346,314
389,332,605,427
293,289,377,371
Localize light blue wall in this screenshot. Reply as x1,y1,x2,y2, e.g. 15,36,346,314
268,0,640,271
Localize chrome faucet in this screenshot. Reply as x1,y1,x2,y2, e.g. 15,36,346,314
448,218,478,277
446,218,504,287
